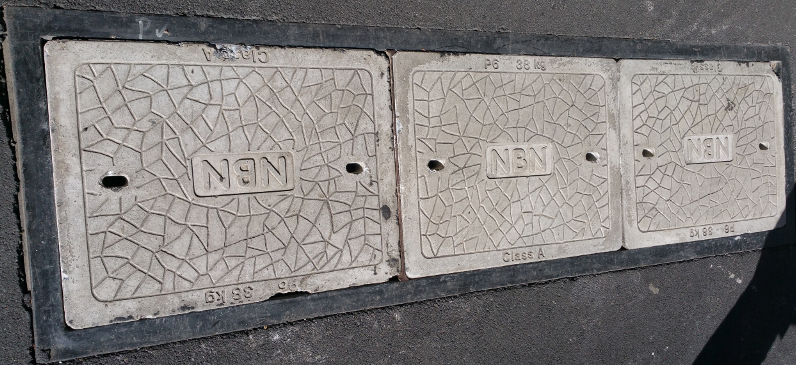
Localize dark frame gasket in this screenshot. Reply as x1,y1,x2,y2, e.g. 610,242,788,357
3,6,793,363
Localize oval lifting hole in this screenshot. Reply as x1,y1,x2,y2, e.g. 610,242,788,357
346,163,364,175
759,142,770,150
585,152,599,162
642,148,655,158
427,159,444,171
101,174,128,190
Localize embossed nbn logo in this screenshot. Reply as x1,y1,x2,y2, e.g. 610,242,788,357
485,144,553,178
191,151,295,196
683,134,733,164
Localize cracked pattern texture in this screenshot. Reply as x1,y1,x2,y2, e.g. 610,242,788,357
412,71,611,258
75,63,383,301
632,74,779,232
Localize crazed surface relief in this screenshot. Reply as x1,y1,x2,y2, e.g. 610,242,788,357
76,63,385,300
411,71,611,258
631,74,780,232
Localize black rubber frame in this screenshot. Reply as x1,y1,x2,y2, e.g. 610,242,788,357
3,6,794,362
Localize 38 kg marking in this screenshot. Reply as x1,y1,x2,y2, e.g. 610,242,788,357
689,224,735,238
484,58,546,71
205,286,254,305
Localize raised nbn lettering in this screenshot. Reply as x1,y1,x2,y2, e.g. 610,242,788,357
191,151,295,196
485,143,553,178
683,134,734,164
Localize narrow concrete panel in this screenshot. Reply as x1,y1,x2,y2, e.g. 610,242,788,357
618,60,786,249
45,41,399,328
393,52,623,278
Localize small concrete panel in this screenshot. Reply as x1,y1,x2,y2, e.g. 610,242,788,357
45,40,399,328
393,52,623,278
618,60,786,249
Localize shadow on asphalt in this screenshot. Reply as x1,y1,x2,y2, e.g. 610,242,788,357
694,191,796,364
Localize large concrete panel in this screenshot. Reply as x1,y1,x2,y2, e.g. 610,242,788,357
394,52,622,278
619,60,786,249
44,40,399,328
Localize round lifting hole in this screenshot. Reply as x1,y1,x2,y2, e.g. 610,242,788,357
759,142,770,150
585,152,599,162
346,163,364,175
642,148,655,158
427,159,444,171
101,174,128,190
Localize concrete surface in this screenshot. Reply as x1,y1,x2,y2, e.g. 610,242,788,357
393,53,622,277
618,60,787,249
2,0,796,364
45,40,398,328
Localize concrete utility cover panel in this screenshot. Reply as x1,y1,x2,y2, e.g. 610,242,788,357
45,41,399,328
619,60,786,249
393,52,623,278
